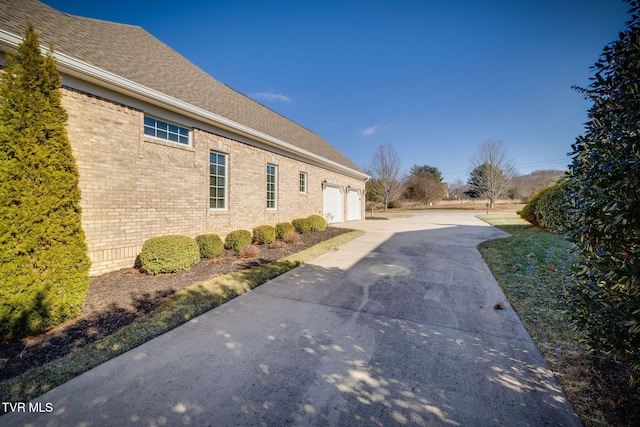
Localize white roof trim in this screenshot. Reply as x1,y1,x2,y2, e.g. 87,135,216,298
0,29,368,180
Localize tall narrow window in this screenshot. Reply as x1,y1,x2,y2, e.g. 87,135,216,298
299,172,307,194
267,164,277,209
210,151,227,209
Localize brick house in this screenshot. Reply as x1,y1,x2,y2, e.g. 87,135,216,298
0,0,369,275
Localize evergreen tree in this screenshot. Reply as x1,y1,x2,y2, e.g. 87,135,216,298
566,0,640,384
0,23,90,338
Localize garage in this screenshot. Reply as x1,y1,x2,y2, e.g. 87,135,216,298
347,189,361,221
323,185,344,224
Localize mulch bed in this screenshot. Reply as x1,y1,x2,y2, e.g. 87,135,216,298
0,227,349,381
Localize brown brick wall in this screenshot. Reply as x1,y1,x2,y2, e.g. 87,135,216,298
62,87,364,275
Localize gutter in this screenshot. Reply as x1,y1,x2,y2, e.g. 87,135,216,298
0,29,370,181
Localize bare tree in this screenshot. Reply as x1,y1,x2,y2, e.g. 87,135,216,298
368,144,405,211
448,179,470,202
467,139,516,207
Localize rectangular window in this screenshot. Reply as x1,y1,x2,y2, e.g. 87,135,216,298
144,115,190,145
210,151,227,209
299,172,307,194
267,164,277,209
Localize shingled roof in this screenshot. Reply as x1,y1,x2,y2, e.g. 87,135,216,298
0,0,366,177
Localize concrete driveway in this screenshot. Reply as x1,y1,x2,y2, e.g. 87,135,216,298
2,213,581,426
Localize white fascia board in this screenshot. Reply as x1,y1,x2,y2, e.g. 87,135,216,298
0,29,369,181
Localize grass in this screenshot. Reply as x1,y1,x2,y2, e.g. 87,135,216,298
0,229,364,404
476,213,637,427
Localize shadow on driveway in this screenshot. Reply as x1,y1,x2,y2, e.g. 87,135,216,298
1,216,581,426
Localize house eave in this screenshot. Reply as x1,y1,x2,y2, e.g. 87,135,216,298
0,29,369,181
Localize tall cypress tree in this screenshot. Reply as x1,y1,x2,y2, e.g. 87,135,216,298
0,23,90,338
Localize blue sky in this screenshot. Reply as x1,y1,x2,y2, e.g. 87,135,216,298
42,0,630,183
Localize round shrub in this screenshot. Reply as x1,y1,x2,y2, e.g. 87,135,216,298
196,234,224,258
253,225,276,244
292,218,311,234
520,182,570,232
534,183,570,232
224,230,252,251
275,222,295,239
519,187,552,227
139,235,200,275
307,215,327,231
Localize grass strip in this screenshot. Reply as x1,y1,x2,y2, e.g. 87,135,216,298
0,229,364,404
477,213,610,426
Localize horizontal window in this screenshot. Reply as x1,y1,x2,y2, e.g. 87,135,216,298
144,115,190,145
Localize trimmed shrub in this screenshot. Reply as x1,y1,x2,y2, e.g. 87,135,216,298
139,235,200,275
519,183,570,232
534,183,570,231
253,225,276,244
520,186,555,227
292,218,312,234
275,222,295,239
224,230,252,251
196,234,224,259
307,215,327,231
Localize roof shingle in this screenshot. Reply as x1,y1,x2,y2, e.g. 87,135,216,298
0,0,364,175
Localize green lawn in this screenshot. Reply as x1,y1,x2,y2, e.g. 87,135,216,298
477,213,639,427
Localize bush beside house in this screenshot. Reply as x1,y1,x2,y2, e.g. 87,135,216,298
224,230,252,251
307,215,327,231
275,222,295,239
196,234,224,258
253,225,276,244
139,235,200,275
292,218,312,234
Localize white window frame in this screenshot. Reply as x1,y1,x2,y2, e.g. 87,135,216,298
299,172,307,194
209,151,228,210
267,164,278,210
144,115,191,146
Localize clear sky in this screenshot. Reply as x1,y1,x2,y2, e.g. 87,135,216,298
42,0,630,183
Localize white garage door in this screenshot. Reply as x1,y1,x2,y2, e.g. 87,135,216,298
323,185,344,224
347,189,361,221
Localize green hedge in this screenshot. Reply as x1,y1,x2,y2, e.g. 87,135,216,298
307,215,327,231
253,225,276,244
519,183,570,232
139,235,200,275
196,234,224,258
275,222,295,239
224,230,252,251
292,218,312,234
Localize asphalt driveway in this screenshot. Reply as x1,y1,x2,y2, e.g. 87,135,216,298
2,213,581,426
